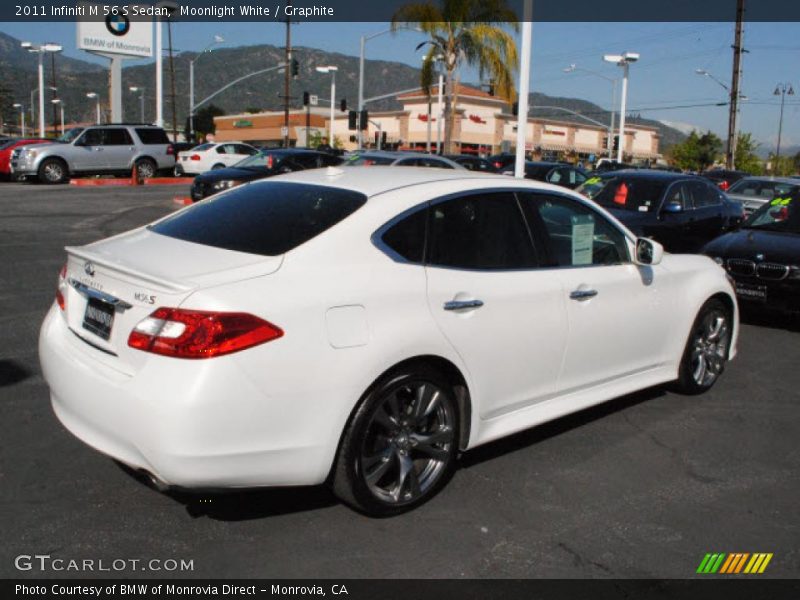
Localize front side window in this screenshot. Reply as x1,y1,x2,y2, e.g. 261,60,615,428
664,182,692,210
78,129,104,146
427,192,538,270
689,181,722,208
521,193,630,267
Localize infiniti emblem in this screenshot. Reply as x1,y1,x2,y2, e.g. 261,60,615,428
84,261,95,277
755,253,765,262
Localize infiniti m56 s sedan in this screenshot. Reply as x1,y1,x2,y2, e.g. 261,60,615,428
39,168,738,516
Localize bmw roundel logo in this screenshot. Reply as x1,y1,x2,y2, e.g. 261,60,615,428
105,14,130,37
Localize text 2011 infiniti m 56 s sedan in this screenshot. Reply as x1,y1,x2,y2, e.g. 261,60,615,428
39,167,739,516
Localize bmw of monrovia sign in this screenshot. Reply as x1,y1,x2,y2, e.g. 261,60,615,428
76,2,153,58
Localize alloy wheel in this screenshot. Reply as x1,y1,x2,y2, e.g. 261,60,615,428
690,309,730,387
359,381,455,506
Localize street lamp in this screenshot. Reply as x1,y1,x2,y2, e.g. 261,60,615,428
51,98,65,135
564,63,618,157
695,68,748,168
86,92,101,124
603,51,639,163
358,25,423,150
129,86,146,122
21,42,62,138
189,34,224,141
773,82,794,169
316,65,338,144
12,103,25,137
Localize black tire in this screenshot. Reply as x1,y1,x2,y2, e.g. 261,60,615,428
211,163,225,170
672,298,732,395
331,366,459,516
135,158,157,180
37,158,68,184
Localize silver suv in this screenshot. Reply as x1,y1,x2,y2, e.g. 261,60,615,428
11,125,176,184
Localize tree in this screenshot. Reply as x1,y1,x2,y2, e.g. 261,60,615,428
767,154,795,176
734,132,763,175
392,0,519,154
187,104,225,140
669,130,723,171
0,82,14,134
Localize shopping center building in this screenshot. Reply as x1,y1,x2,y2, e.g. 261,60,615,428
214,84,661,162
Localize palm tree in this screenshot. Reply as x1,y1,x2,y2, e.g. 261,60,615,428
392,0,519,154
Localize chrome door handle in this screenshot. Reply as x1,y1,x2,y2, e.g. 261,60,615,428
443,299,484,311
569,289,598,300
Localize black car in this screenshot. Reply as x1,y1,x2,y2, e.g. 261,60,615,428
190,149,342,201
577,170,744,253
487,153,517,171
702,168,749,192
521,161,589,189
703,194,800,314
444,155,498,172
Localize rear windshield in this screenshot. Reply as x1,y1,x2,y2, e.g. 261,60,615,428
578,176,669,212
728,178,798,199
149,182,367,256
135,128,170,145
345,154,396,166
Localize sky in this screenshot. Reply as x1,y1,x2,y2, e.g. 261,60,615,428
3,20,799,148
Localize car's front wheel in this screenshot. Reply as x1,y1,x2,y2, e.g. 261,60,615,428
673,298,732,395
37,158,68,184
332,366,459,516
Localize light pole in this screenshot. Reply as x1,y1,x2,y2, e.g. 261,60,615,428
695,68,747,168
358,25,422,150
13,103,25,137
564,64,618,158
189,35,224,142
21,42,62,138
603,52,639,163
86,92,101,124
51,98,65,135
316,65,338,145
774,82,795,171
129,86,146,122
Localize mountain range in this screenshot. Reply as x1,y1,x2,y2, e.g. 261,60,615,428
0,30,686,150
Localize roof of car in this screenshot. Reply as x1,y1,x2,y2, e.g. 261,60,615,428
597,168,696,180
263,165,504,197
734,176,800,184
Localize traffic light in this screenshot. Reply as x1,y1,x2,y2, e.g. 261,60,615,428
291,59,299,78
303,91,310,106
512,101,518,116
613,135,620,154
381,131,387,146
359,109,368,131
340,99,347,112
348,110,358,130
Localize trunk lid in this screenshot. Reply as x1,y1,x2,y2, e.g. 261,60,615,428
62,227,283,374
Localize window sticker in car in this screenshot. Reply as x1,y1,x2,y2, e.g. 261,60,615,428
585,176,602,186
571,214,595,266
770,197,792,206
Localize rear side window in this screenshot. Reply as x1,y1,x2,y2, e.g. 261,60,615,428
381,207,427,263
345,155,395,166
428,192,538,270
104,128,133,145
135,128,170,145
582,177,669,212
149,182,367,256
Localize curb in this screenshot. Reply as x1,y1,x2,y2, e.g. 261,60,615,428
70,177,194,187
173,196,193,206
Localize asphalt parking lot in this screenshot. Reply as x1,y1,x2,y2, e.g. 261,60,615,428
0,182,798,579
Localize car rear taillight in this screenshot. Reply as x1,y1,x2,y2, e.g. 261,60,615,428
128,307,283,359
266,154,274,169
56,263,67,311
493,161,502,168
718,180,730,191
190,154,201,161
167,144,175,155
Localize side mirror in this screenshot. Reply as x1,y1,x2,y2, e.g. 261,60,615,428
634,238,664,266
662,200,683,214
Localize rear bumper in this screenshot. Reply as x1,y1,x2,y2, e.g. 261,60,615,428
39,305,340,489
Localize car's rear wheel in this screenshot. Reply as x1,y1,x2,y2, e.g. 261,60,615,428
135,158,157,180
37,158,68,184
673,298,731,395
332,366,459,516
211,163,225,170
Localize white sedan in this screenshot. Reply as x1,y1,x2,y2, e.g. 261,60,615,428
39,167,738,516
176,141,259,175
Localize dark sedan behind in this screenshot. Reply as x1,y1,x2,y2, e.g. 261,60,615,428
190,149,342,201
577,170,744,253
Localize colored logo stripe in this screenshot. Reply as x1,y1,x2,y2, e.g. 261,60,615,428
697,553,773,574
